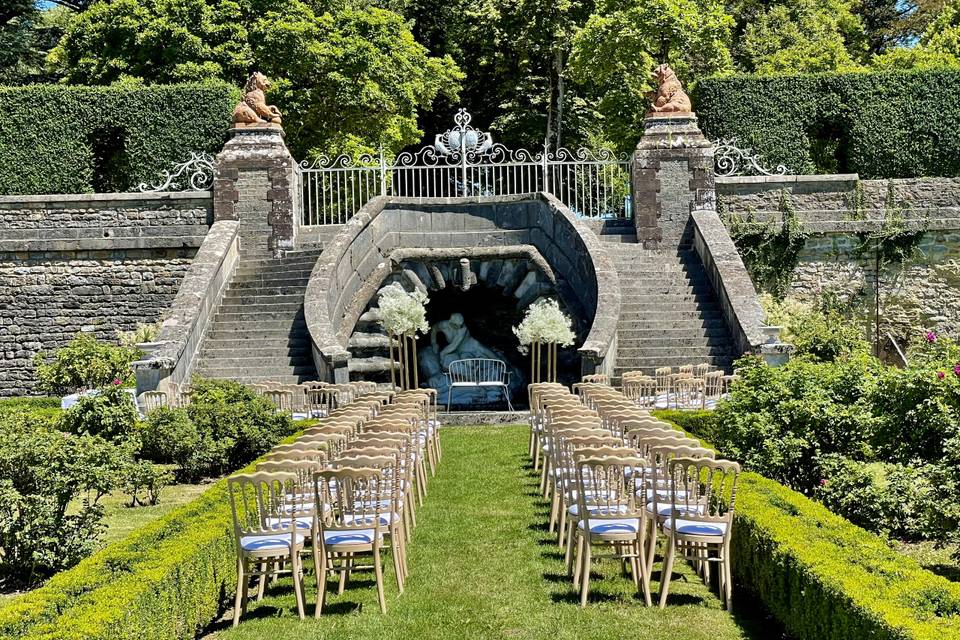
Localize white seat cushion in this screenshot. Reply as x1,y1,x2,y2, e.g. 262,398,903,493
663,518,727,537
241,533,305,552
477,381,506,387
577,517,641,534
323,529,379,546
345,512,402,526
568,503,627,517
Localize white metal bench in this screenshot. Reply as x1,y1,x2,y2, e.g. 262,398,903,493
445,358,513,411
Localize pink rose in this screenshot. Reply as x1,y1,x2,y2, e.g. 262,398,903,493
954,365,960,377
113,378,122,385
937,371,946,380
819,478,828,487
926,331,938,343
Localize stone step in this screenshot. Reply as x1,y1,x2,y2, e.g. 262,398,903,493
195,356,316,370
236,256,322,270
232,267,314,279
348,333,391,349
196,366,318,380
204,326,306,340
212,310,307,323
617,319,728,332
201,335,310,348
199,346,312,360
617,345,732,358
347,356,397,373
219,297,305,309
200,374,310,384
229,274,311,287
617,326,730,340
618,284,710,296
617,335,731,349
224,284,308,296
620,302,719,315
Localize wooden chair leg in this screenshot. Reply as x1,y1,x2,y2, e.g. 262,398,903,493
233,557,245,627
658,539,677,608
292,553,306,620
392,535,405,593
314,550,328,618
579,540,592,607
373,546,387,614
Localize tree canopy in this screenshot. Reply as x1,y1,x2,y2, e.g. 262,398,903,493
7,0,960,155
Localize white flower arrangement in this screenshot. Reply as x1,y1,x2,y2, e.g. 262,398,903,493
513,298,576,354
378,283,430,336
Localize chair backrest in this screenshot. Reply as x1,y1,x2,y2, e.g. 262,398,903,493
581,373,609,385
265,389,294,413
624,427,684,449
694,363,712,379
447,358,508,384
574,453,647,521
703,370,725,398
666,457,741,535
314,466,387,535
298,432,348,458
263,448,328,464
227,472,300,545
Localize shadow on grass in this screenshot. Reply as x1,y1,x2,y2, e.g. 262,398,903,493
925,563,960,583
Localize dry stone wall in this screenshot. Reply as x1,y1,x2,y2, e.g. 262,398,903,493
0,192,210,396
717,176,960,342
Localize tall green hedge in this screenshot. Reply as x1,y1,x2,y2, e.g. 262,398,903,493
694,69,960,179
655,410,960,640
0,83,237,195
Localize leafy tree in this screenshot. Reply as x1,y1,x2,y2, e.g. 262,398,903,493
874,0,960,69
858,0,945,54
49,0,461,157
570,0,733,152
0,2,72,84
735,0,869,74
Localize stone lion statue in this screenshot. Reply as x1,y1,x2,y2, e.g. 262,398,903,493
232,72,282,127
647,63,692,115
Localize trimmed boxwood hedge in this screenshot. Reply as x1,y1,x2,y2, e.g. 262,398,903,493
655,410,960,640
694,69,960,179
0,424,305,640
0,83,237,195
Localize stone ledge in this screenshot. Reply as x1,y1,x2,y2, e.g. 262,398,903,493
716,174,859,186
0,191,212,208
692,209,768,355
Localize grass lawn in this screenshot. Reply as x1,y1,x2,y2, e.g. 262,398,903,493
96,479,215,547
205,425,768,640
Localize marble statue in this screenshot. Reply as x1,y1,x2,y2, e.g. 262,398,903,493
418,312,523,407
232,72,283,127
647,63,692,115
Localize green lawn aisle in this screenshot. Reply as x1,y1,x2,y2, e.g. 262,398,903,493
208,425,757,640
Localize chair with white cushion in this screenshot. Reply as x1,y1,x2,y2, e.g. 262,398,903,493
227,472,308,626
312,466,390,616
571,452,652,607
658,457,740,611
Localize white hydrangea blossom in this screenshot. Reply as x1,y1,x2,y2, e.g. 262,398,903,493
378,283,429,336
513,298,576,354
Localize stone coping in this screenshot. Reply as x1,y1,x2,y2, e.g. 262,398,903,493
304,192,621,379
691,209,768,355
716,174,859,186
0,191,212,207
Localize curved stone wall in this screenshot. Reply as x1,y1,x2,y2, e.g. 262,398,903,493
303,193,620,381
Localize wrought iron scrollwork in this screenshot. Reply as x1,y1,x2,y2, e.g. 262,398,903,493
713,138,788,177
136,152,216,192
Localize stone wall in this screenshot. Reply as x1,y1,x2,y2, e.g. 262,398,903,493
716,175,960,342
0,192,210,396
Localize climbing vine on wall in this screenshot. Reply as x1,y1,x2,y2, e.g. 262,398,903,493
853,181,928,354
725,191,809,298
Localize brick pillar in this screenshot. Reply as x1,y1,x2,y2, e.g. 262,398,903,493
631,114,715,248
213,125,299,257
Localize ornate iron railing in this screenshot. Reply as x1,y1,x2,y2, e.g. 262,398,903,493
298,109,631,225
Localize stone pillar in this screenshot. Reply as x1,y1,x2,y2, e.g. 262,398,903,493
213,125,299,257
631,114,715,248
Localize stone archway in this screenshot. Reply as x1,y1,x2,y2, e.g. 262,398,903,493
304,193,621,384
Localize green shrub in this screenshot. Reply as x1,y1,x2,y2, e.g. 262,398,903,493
651,409,718,442
0,83,236,195
659,415,960,640
695,68,960,178
0,430,302,639
0,413,131,587
0,397,62,421
137,406,197,465
33,334,141,395
712,354,878,492
58,384,139,442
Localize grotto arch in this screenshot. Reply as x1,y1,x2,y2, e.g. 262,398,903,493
303,193,621,389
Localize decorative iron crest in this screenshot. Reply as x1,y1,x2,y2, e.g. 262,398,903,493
136,152,216,192
713,138,788,177
434,108,493,158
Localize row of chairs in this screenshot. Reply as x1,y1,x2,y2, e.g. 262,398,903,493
528,381,740,610
137,380,383,417
227,387,442,624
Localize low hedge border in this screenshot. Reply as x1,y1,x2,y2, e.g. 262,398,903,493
0,429,305,639
654,410,960,640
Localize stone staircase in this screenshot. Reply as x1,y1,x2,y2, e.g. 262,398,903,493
193,248,325,384
604,236,734,383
